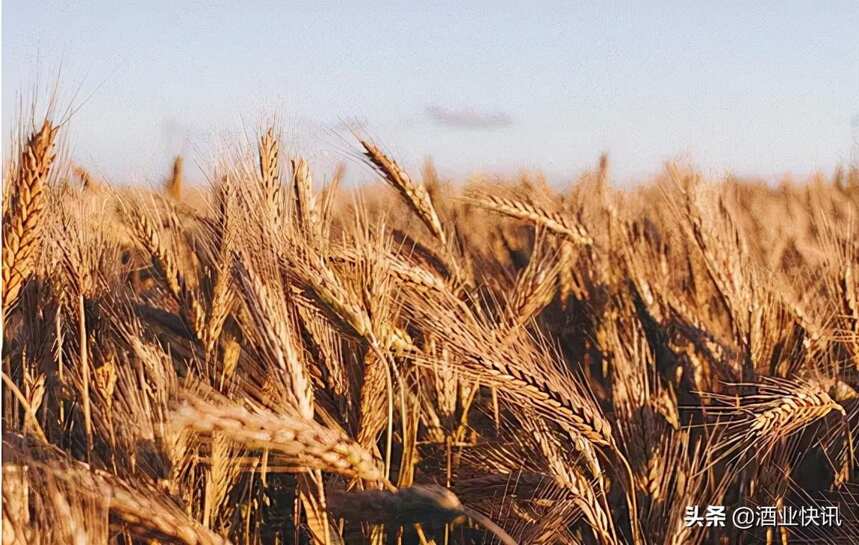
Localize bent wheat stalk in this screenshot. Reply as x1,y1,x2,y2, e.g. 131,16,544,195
327,485,517,545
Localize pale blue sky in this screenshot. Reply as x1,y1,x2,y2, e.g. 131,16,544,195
4,1,859,185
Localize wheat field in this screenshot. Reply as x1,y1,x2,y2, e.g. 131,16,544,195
3,114,859,545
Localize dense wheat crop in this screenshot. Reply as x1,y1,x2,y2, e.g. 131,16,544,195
4,112,859,545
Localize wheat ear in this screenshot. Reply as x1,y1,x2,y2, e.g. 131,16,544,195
258,128,282,219
172,393,386,482
360,140,447,245
165,155,183,200
291,156,316,233
126,205,206,340
465,193,593,246
2,120,58,317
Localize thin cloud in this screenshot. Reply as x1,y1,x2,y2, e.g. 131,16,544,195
425,105,513,130
330,117,368,132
